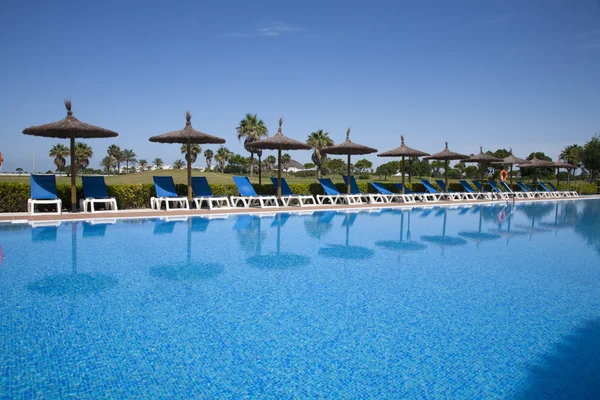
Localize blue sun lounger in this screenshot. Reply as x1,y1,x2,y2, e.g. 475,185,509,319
421,179,454,201
516,182,544,198
271,177,316,206
231,176,279,208
317,178,362,205
545,181,577,197
459,180,491,200
343,175,388,203
191,176,231,209
490,180,523,199
80,176,118,213
435,179,476,200
537,181,567,198
370,182,414,203
28,174,62,215
394,183,436,202
151,176,189,210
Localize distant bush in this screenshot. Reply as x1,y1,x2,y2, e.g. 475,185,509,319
357,174,371,180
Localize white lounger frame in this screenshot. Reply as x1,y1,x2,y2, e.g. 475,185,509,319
193,196,231,210
280,194,317,207
28,198,62,215
230,195,279,208
316,194,363,205
79,197,118,213
151,196,190,210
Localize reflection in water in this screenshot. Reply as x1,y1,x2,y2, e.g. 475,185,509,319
234,215,267,254
458,206,501,247
421,208,467,254
304,211,335,239
28,222,118,296
516,202,552,239
490,203,527,245
319,213,375,260
376,209,427,265
82,220,116,238
31,225,59,242
574,200,600,255
150,217,225,281
245,213,311,269
539,202,576,236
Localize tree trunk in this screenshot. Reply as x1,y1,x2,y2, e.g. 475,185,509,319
249,154,254,179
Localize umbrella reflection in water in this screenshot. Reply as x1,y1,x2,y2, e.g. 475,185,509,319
376,208,427,264
421,208,468,254
150,216,225,281
245,213,311,269
319,212,375,260
490,204,527,245
458,206,501,248
28,222,118,296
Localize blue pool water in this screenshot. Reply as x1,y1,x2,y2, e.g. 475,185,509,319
1,200,600,398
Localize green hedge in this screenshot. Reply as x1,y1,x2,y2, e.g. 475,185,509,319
0,180,597,213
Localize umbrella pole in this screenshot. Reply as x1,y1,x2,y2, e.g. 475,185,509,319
556,167,560,189
258,153,262,185
277,148,282,201
347,154,351,195
187,142,192,202
445,160,449,190
70,135,76,212
402,156,405,193
510,165,513,187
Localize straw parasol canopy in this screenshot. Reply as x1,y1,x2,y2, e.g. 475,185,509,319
491,150,526,186
245,117,312,200
465,146,501,191
321,128,378,194
518,156,555,185
423,142,469,188
550,161,577,188
378,136,429,193
149,111,226,201
22,100,118,212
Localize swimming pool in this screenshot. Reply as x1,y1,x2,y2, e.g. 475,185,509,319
1,199,599,398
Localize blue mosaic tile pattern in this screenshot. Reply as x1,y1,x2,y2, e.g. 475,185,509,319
1,200,599,398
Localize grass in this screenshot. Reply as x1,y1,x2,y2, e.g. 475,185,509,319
0,170,587,187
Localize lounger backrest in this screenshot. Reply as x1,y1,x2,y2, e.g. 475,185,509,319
233,176,258,197
30,174,58,199
191,177,213,197
270,177,293,196
546,182,559,191
498,181,512,192
394,183,413,194
472,180,485,192
420,179,439,193
370,182,392,195
525,183,538,191
435,180,450,192
318,178,340,196
82,176,109,199
153,176,178,198
516,182,531,192
342,175,361,195
459,180,475,193
538,182,552,192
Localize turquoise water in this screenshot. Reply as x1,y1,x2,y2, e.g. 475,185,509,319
1,200,599,398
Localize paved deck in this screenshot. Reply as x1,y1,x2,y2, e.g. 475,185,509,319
2,195,596,223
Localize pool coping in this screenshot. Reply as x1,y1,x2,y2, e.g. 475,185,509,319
2,195,599,224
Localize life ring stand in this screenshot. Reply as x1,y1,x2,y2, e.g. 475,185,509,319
499,170,508,182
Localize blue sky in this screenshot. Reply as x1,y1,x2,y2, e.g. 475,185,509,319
0,0,599,172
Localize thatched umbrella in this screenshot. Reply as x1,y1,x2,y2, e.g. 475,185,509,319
321,128,378,194
464,146,500,191
149,111,226,202
491,150,526,187
245,118,312,200
22,100,118,211
423,142,469,189
378,136,429,193
518,157,555,186
550,161,577,189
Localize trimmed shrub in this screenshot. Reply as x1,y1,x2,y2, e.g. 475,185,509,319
0,182,29,212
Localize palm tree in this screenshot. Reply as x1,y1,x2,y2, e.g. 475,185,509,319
236,113,268,179
153,158,164,169
107,144,122,174
49,143,70,175
181,143,201,167
307,130,334,178
560,144,583,180
138,159,148,172
100,156,115,174
173,159,186,169
204,149,214,170
281,153,291,177
215,147,231,172
74,142,93,173
121,149,137,173
264,155,276,172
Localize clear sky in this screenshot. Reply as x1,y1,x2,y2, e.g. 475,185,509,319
0,0,599,172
